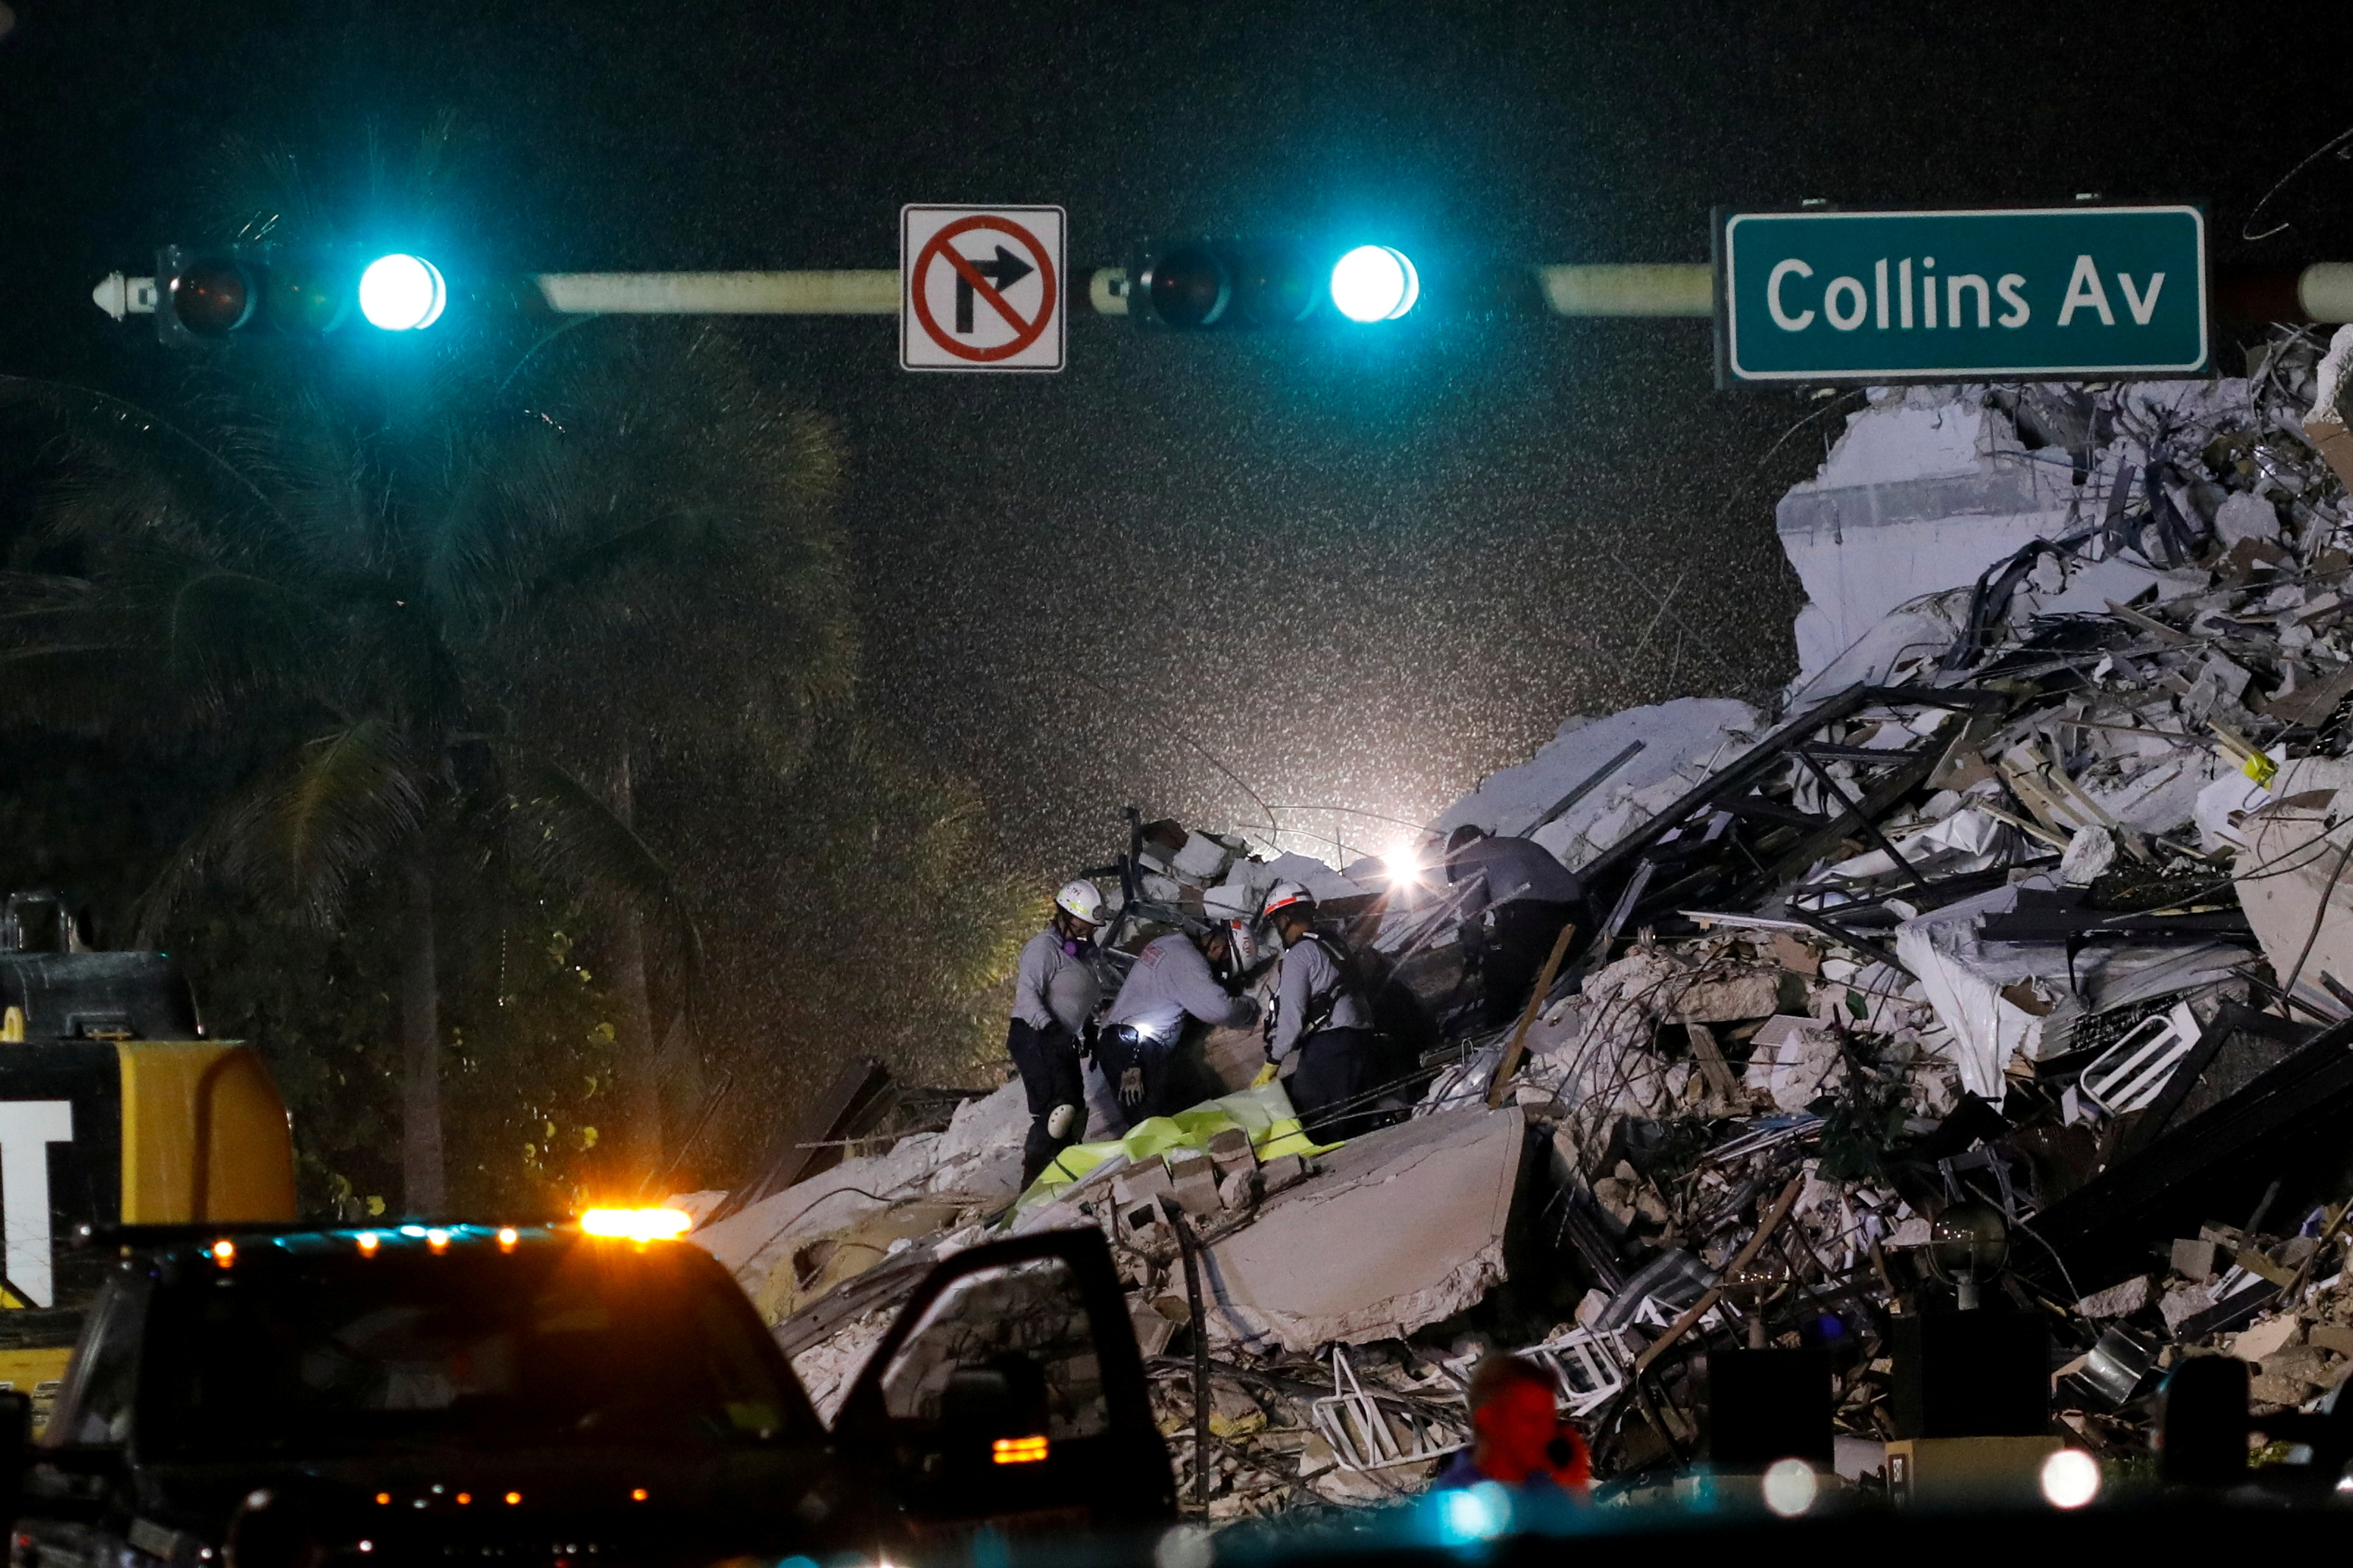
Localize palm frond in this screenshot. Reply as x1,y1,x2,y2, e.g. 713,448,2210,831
126,723,422,940
265,721,427,909
500,749,705,994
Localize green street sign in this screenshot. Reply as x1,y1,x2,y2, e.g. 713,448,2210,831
1715,204,2208,385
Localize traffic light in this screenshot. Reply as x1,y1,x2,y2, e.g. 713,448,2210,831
357,254,447,331
1125,239,1421,329
153,246,446,344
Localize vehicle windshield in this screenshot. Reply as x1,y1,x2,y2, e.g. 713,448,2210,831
136,1238,818,1458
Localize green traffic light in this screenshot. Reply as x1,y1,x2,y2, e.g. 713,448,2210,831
1329,246,1419,322
357,254,447,331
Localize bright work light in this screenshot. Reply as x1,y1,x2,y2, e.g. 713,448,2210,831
357,254,447,331
579,1206,692,1242
1329,245,1419,322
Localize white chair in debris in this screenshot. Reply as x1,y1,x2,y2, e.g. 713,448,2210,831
1309,1346,1470,1472
2076,1000,2202,1119
1439,1320,1638,1420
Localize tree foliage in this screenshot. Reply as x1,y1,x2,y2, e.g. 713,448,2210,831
0,118,1030,1213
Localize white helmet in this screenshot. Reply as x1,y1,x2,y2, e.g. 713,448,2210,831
1260,881,1314,923
1055,878,1108,926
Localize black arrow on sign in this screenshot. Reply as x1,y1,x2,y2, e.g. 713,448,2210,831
954,245,1035,334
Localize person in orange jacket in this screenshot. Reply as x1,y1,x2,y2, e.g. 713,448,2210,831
1435,1354,1591,1494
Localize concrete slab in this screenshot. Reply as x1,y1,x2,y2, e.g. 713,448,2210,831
1199,1105,1525,1353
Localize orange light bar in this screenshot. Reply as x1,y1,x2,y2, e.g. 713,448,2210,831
579,1208,692,1243
496,1227,519,1251
210,1239,235,1267
992,1435,1049,1466
374,1493,391,1506
357,1231,381,1256
454,1493,472,1506
426,1228,450,1254
503,1492,522,1506
629,1488,649,1503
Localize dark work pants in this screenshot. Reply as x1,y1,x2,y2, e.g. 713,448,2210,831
1095,1024,1197,1135
1007,1018,1085,1189
1484,900,1582,1027
1288,1025,1378,1140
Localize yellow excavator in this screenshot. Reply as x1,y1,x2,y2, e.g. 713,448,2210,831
0,892,296,1419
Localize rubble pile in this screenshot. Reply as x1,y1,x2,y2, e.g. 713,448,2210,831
685,325,2353,1516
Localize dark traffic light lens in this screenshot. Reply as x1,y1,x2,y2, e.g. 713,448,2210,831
1148,245,1230,329
169,262,254,337
1232,243,1318,326
266,260,350,335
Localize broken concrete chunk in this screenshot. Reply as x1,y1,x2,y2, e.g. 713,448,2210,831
2261,1345,2338,1385
2251,1372,2321,1406
2230,1314,2302,1364
2057,825,2117,887
1744,1014,1843,1114
1258,1153,1308,1192
1131,1301,1178,1358
1167,1153,1221,1217
2161,1278,2224,1336
2304,324,2353,493
1207,1127,1256,1175
2307,1324,2353,1357
1218,1167,1260,1211
1668,970,1781,1024
2213,490,2283,548
1115,1161,1174,1209
1201,1107,1524,1353
2075,1275,2152,1320
2171,1237,2217,1281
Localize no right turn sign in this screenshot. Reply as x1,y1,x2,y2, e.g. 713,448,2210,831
900,204,1066,373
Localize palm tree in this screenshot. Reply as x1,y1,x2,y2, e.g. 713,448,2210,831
469,322,855,1178
0,322,848,1212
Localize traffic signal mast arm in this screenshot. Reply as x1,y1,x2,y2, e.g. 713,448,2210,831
530,271,901,315
93,262,2353,323
511,264,1725,318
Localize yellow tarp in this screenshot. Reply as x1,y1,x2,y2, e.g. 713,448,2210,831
1010,1080,1340,1219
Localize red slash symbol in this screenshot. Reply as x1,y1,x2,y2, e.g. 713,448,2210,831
910,215,1057,362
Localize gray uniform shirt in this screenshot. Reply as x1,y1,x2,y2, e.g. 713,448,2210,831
1270,934,1373,1062
1105,934,1255,1042
1013,931,1100,1037
1446,835,1585,917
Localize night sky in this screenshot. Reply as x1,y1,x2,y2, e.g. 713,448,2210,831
7,2,2353,878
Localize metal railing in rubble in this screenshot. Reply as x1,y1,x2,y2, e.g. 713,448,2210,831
1308,1347,1470,1472
1310,1311,1666,1474
1440,1322,1643,1420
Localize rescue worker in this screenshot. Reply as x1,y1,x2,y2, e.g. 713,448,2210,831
1435,1353,1591,1496
1096,922,1257,1132
1445,826,1589,1027
1260,881,1378,1139
1008,879,1107,1187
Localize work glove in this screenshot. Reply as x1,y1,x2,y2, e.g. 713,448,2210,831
1118,1066,1146,1107
1251,1062,1279,1089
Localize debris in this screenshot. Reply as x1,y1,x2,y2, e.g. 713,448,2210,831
1200,1107,1525,1353
690,344,2353,1511
1307,1347,1469,1472
2076,1275,2152,1320
2231,1314,2302,1364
